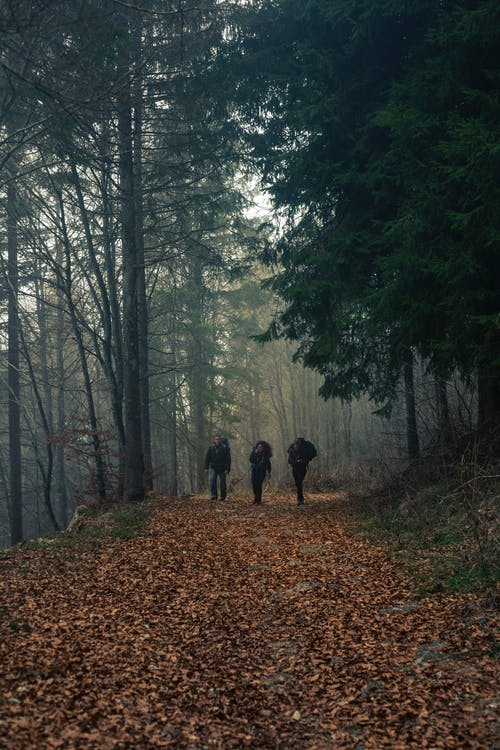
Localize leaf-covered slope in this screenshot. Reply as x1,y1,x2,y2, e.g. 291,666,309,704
0,494,497,748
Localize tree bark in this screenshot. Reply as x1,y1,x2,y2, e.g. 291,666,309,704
70,160,126,488
55,242,69,526
19,323,59,532
99,124,126,488
341,401,353,460
403,349,420,460
167,365,178,496
7,183,23,544
188,254,208,492
118,28,145,502
477,369,500,430
435,377,453,445
133,58,153,492
58,197,107,505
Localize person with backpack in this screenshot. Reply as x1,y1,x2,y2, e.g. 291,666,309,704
204,435,231,501
287,436,317,505
249,441,272,505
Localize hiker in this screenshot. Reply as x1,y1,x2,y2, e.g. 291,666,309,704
287,436,317,505
204,435,231,500
249,441,272,505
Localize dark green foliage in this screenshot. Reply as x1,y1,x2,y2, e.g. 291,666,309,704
234,0,500,417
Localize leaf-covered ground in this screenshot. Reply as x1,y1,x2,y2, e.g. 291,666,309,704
0,492,497,749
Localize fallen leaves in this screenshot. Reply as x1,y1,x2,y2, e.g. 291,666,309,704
0,492,497,748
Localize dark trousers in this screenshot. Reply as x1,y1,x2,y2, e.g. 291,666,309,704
209,468,227,499
292,465,307,503
252,477,264,504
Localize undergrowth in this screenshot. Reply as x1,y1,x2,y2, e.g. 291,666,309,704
1,504,150,555
351,432,499,601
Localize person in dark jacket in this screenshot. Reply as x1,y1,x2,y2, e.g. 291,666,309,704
287,437,315,505
249,441,272,505
204,435,231,500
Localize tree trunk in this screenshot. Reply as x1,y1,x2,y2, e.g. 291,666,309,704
34,270,54,431
403,349,420,460
190,342,207,492
55,317,69,526
167,367,178,496
71,159,126,490
0,445,11,543
435,377,453,446
270,356,291,450
19,324,59,531
188,255,208,492
7,183,23,544
134,60,153,492
288,360,299,437
247,377,259,444
341,401,353,460
119,38,145,502
58,197,107,505
55,243,69,526
477,369,500,430
99,124,125,489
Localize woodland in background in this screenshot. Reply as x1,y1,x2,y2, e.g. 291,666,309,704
1,0,499,548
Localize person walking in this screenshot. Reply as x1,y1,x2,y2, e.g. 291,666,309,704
204,435,231,500
287,436,317,505
249,441,272,505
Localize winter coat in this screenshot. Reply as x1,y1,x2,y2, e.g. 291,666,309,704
249,449,271,483
288,446,305,467
205,444,231,472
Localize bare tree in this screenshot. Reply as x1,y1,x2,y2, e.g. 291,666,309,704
6,182,23,543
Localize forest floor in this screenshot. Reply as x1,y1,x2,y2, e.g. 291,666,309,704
0,491,497,749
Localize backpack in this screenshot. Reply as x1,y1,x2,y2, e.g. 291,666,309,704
221,437,230,449
302,440,317,461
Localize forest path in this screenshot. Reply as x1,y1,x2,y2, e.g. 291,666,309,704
0,492,497,749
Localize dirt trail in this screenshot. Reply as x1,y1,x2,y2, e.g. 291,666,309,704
0,493,497,749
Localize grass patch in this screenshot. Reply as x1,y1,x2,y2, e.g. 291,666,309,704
390,543,498,598
77,505,150,540
2,504,151,555
0,504,153,584
351,461,499,599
